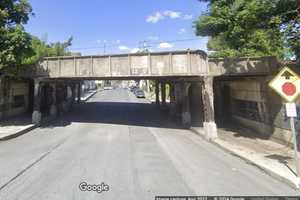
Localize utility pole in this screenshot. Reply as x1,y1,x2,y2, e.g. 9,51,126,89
103,43,106,55
138,40,151,53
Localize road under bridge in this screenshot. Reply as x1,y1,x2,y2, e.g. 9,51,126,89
31,50,278,139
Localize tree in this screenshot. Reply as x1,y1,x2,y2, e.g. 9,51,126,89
24,36,73,65
195,0,300,62
47,37,73,57
0,0,33,70
279,1,300,63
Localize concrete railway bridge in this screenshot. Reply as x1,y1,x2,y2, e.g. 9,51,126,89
31,50,278,139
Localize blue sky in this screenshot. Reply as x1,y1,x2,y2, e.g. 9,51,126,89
25,0,209,55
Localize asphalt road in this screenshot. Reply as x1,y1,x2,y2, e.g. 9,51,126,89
0,88,299,199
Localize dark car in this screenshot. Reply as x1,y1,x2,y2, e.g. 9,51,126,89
134,89,145,98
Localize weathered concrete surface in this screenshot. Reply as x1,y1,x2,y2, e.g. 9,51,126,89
0,89,299,200
32,110,41,124
36,50,208,79
0,78,30,120
35,52,281,79
208,56,280,76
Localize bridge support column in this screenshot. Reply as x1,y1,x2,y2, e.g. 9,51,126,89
161,81,167,108
174,82,182,122
146,80,150,93
49,83,57,117
77,82,81,103
181,82,191,128
169,83,176,118
202,77,217,140
32,79,42,125
71,83,76,107
155,80,160,105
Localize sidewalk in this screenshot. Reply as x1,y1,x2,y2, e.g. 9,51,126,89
0,114,36,140
0,90,99,141
191,126,300,189
80,89,98,101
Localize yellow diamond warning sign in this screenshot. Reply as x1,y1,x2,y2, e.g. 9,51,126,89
269,67,300,102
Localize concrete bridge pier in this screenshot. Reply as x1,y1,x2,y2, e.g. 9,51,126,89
77,82,81,103
32,79,42,125
173,82,183,124
70,83,76,107
181,82,191,128
169,82,176,118
202,77,217,140
49,83,57,117
155,80,160,106
160,81,166,108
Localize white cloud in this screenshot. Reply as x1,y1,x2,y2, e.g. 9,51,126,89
119,45,129,51
183,14,193,20
130,48,140,53
163,10,181,19
146,12,164,23
146,10,193,23
115,40,121,44
178,28,186,34
158,42,173,49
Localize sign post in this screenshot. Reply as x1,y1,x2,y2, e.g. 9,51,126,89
286,103,300,176
269,67,300,176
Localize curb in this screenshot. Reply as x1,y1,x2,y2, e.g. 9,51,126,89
0,115,59,141
190,127,300,190
81,90,98,102
0,124,38,141
0,90,98,142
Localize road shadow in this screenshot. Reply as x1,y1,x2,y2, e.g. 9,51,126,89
40,101,184,130
265,154,296,176
0,114,32,127
265,154,292,164
217,122,270,140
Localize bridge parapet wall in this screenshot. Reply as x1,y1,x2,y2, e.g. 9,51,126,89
36,50,209,79
208,56,280,76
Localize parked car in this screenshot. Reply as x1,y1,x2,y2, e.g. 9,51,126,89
134,89,145,98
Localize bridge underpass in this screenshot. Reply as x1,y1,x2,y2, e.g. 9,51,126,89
30,51,280,140
32,49,258,140
31,76,217,140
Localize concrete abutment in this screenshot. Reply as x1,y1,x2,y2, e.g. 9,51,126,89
32,79,81,125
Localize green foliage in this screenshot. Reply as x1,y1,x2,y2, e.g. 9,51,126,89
0,0,73,74
0,0,32,27
196,0,300,60
0,0,33,70
24,36,73,65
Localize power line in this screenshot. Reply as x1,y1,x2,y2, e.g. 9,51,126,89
69,37,205,51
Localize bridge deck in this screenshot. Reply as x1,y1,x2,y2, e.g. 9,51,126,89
36,50,209,79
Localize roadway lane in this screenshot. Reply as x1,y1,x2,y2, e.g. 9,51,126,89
0,88,299,199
